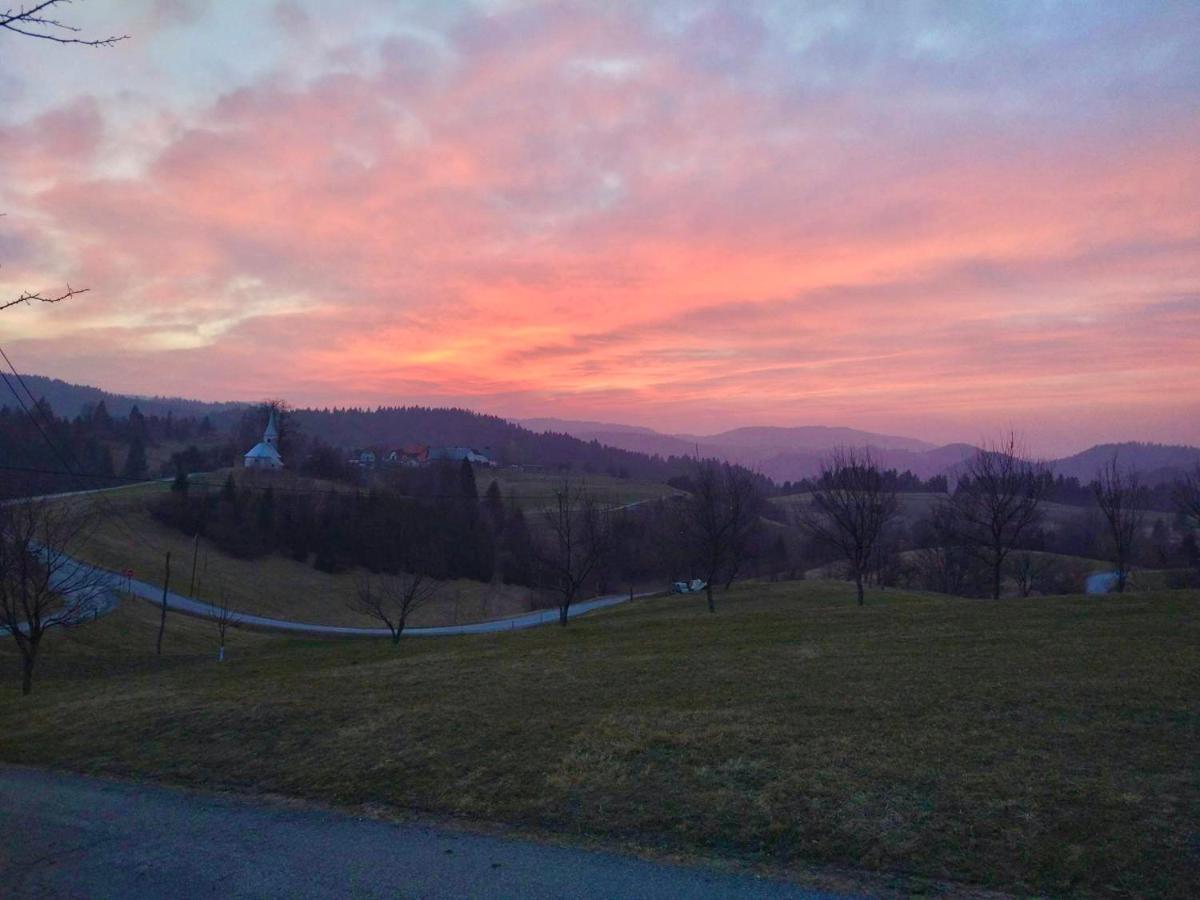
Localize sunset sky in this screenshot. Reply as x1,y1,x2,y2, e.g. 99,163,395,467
1,1,1197,454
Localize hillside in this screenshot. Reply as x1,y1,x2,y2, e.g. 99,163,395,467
3,583,1197,897
1050,442,1200,483
16,374,243,421
13,374,1200,486
10,375,754,486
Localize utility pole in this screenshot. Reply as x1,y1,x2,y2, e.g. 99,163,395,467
188,531,199,597
156,551,171,657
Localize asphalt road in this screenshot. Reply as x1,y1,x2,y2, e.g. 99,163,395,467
0,767,850,899
111,558,651,636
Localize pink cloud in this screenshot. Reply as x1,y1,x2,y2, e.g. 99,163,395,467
2,2,1198,454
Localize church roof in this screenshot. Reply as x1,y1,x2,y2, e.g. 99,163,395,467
245,441,282,460
264,409,279,439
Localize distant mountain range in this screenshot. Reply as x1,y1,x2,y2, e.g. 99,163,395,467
518,418,1200,485
9,375,1199,486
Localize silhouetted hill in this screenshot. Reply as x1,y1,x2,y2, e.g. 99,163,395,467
11,375,1198,487
14,374,242,421
1049,443,1200,484
693,425,935,453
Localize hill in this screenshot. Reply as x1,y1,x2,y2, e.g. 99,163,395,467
1049,442,1200,483
3,582,1197,897
12,374,1200,486
14,374,242,421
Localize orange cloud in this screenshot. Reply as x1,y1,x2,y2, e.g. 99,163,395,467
2,2,1198,454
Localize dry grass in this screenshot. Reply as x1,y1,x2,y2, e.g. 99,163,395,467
2,580,1197,897
481,467,683,512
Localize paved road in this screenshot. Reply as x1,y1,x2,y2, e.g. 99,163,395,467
0,767,848,900
108,557,651,636
19,479,662,638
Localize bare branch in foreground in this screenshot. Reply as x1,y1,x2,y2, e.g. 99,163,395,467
0,2,127,46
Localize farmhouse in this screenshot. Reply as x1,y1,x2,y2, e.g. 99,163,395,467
243,408,283,470
386,444,429,467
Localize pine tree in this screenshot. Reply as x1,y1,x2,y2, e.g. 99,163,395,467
122,435,148,479
459,458,479,501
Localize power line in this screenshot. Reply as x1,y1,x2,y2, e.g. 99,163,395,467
0,345,166,553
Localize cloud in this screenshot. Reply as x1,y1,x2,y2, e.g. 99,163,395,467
1,0,1197,453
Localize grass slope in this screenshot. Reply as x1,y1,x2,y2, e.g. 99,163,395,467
2,582,1197,897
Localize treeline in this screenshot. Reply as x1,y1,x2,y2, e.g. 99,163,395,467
773,470,949,496
150,462,539,585
0,399,217,497
148,459,782,601
792,444,1200,599
773,469,1185,511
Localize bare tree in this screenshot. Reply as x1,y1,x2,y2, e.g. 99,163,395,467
536,483,612,626
797,448,898,606
0,498,109,694
1092,453,1144,593
941,435,1048,600
1012,552,1056,598
680,461,763,612
215,579,235,662
0,2,127,46
1175,464,1200,525
350,571,440,644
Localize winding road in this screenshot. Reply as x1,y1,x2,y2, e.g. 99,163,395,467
112,559,650,636
12,560,644,637
11,478,662,637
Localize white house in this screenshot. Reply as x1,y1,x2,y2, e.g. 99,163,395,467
244,408,283,470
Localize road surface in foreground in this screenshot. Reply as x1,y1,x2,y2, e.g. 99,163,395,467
0,767,852,899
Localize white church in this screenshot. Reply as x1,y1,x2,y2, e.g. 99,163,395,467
243,408,283,470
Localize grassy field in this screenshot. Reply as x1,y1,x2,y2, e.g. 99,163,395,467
2,581,1196,897
481,467,684,512
52,479,546,628
770,492,1172,534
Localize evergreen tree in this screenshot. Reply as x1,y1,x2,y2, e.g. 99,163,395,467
257,486,276,539
483,479,505,531
122,435,148,479
127,404,146,441
91,400,113,431
459,458,479,501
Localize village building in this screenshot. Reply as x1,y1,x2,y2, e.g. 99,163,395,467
243,408,283,470
386,444,430,467
428,446,494,466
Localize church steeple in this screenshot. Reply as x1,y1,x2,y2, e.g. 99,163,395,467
263,409,279,447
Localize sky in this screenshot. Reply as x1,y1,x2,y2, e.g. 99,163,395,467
1,0,1197,455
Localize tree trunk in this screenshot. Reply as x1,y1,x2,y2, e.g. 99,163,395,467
992,561,1002,600
706,583,715,613
559,599,570,626
157,551,171,656
21,654,34,696
855,575,864,606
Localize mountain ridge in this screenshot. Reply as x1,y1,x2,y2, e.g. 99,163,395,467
9,374,1199,485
